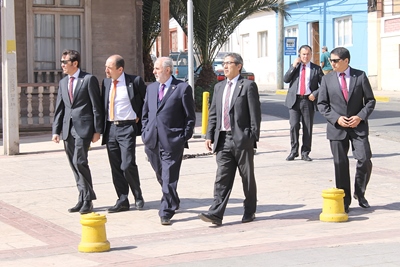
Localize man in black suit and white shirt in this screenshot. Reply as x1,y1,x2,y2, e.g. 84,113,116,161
102,55,146,213
199,52,261,226
284,45,324,161
52,49,104,214
318,47,375,213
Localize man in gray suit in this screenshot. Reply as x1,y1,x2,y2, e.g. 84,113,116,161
318,47,375,213
199,52,261,226
52,49,104,214
141,57,196,225
284,45,324,161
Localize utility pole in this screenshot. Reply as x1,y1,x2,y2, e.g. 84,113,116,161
187,0,194,90
276,0,284,90
1,0,20,155
160,0,170,56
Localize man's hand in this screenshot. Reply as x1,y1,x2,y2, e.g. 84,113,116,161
293,57,301,67
205,139,213,152
308,94,316,102
92,132,101,143
347,116,362,128
337,116,362,128
52,134,60,143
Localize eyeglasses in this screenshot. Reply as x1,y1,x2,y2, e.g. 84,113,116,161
60,60,71,64
329,58,342,63
221,61,237,67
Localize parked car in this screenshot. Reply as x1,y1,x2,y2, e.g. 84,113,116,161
174,52,201,81
169,52,180,66
212,59,255,82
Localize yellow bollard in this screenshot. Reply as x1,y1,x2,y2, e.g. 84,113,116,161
78,212,110,252
202,91,210,135
320,188,348,222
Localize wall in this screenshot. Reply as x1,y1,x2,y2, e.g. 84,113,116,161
91,0,141,80
284,0,369,76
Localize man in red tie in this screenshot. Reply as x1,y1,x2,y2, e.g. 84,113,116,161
199,52,261,226
52,49,104,214
284,45,324,161
318,47,376,213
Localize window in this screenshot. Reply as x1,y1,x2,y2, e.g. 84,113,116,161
241,34,250,59
27,0,86,82
285,26,298,38
258,31,268,58
383,0,400,16
335,16,352,47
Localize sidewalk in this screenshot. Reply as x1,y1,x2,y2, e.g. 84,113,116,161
1,112,400,266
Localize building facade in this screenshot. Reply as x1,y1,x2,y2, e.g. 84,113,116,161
1,0,144,130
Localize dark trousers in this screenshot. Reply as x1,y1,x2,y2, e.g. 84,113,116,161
105,122,143,203
330,131,372,206
209,132,257,220
145,142,184,219
289,97,315,155
64,125,96,201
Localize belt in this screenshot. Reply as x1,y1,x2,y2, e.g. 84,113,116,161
297,94,310,99
108,120,136,126
222,131,232,135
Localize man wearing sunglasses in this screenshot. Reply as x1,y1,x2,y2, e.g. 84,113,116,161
52,49,104,214
284,45,324,162
317,47,375,213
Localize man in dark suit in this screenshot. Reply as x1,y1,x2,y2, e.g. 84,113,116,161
101,55,146,213
199,52,261,226
318,47,375,213
141,56,196,225
52,49,104,214
284,45,324,161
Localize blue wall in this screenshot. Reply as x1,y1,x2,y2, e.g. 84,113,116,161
282,0,369,74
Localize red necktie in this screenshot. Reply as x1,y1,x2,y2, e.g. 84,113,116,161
340,73,348,101
68,76,75,102
223,81,233,130
109,80,118,121
300,64,306,96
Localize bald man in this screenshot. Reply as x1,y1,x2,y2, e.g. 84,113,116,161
101,55,147,213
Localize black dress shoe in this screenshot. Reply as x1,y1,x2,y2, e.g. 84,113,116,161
68,202,83,213
198,213,222,226
242,213,255,223
79,201,93,214
354,194,370,208
286,153,299,161
344,205,350,213
135,199,145,210
160,216,171,225
107,200,130,213
301,154,313,161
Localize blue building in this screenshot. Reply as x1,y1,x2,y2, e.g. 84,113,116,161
283,0,370,75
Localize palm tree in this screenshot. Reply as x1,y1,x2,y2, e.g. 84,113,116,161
142,0,161,82
170,0,288,88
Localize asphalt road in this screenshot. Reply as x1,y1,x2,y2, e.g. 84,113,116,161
260,93,400,142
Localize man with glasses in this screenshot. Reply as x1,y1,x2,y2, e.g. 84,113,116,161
318,47,375,213
199,52,261,226
284,45,324,162
52,49,104,214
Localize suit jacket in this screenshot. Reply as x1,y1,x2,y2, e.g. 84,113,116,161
317,67,376,140
283,62,324,109
206,76,261,153
52,71,104,140
141,77,196,152
101,73,147,145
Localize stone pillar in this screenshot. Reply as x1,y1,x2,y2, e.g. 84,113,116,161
1,0,20,155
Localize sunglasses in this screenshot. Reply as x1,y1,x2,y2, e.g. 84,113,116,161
60,60,72,64
329,58,342,63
